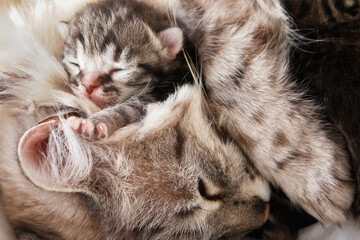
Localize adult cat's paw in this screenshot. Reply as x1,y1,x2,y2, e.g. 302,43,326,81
65,116,108,140
278,154,355,223
299,175,354,223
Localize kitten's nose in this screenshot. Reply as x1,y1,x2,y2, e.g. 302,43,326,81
83,85,98,95
82,71,102,95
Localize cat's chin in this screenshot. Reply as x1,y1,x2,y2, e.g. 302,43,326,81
89,97,110,109
88,95,113,109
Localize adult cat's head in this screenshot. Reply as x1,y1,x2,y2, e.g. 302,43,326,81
16,85,270,239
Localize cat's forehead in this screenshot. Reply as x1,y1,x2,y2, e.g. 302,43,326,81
66,19,158,62
69,4,154,53
74,40,138,72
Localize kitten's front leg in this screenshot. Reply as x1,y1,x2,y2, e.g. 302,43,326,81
65,96,149,140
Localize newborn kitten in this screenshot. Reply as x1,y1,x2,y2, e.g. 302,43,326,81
59,0,192,139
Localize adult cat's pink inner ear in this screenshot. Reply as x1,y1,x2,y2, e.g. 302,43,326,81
18,113,84,192
18,119,58,187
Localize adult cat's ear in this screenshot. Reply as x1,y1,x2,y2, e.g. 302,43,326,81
18,117,92,194
57,21,69,40
158,27,183,60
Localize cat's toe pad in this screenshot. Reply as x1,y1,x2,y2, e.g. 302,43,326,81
80,119,95,138
67,116,83,133
96,122,108,139
65,116,108,140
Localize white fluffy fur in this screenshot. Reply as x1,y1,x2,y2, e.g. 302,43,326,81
0,0,99,114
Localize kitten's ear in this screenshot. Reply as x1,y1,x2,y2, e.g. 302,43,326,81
57,21,69,40
158,27,183,60
18,117,91,194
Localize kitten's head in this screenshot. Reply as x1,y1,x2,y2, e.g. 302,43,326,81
59,2,183,108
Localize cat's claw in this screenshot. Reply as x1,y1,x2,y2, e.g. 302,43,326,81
80,119,95,138
96,122,108,139
67,116,83,133
65,116,108,140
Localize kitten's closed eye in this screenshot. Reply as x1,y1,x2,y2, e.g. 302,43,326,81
67,61,81,76
110,68,123,75
69,62,80,68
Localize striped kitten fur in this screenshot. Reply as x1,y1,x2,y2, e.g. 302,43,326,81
60,0,194,139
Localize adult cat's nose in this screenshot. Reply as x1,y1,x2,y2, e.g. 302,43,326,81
82,71,102,95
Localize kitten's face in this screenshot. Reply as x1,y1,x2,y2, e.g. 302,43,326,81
63,41,155,108
61,17,183,109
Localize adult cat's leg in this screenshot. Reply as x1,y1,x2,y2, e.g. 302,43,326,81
174,0,355,223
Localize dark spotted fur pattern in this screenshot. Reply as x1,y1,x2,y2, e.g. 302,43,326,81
169,0,354,223
249,0,360,238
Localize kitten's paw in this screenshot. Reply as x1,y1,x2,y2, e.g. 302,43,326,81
66,116,83,133
65,116,108,140
95,122,108,139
